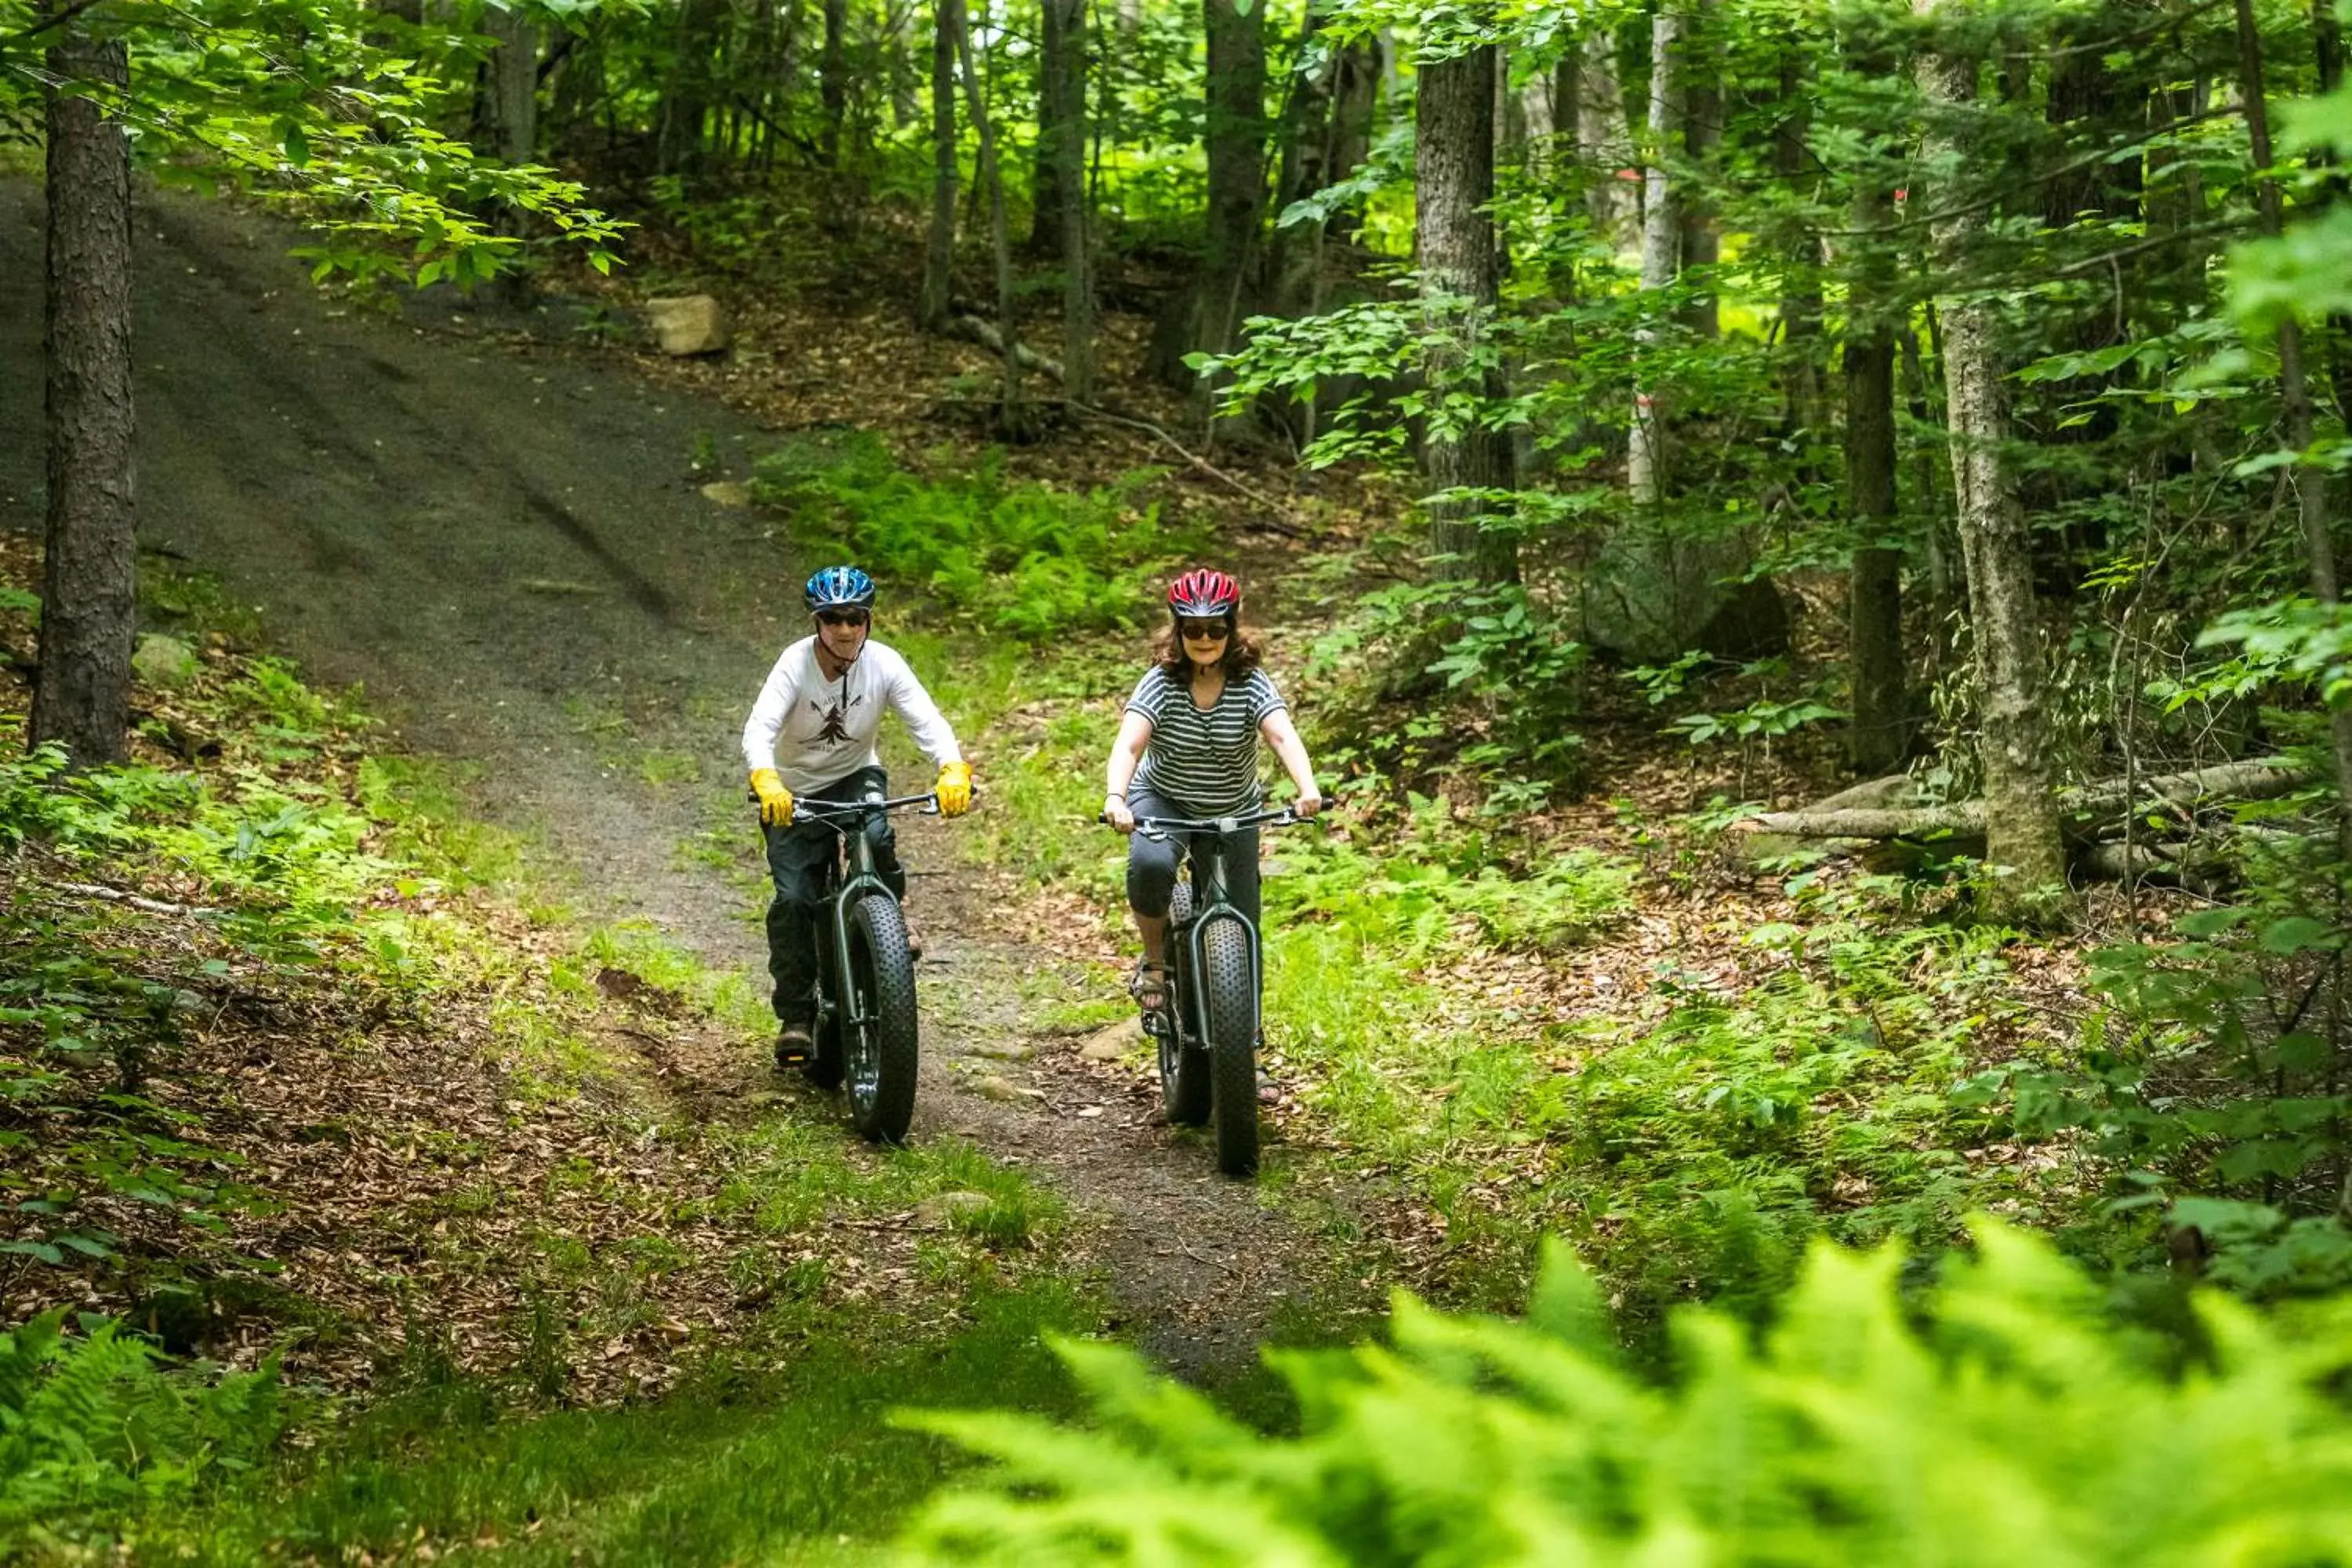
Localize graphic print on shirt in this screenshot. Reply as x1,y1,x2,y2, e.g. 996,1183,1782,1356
812,688,862,748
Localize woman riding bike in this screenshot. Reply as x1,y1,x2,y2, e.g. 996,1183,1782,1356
1102,568,1322,1019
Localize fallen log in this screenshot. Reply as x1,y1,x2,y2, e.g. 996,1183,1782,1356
2077,840,2231,895
948,314,1065,382
1734,760,2309,840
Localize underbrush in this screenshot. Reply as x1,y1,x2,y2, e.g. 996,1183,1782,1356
750,433,1203,642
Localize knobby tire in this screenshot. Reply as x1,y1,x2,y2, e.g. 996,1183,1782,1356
845,895,920,1144
1200,915,1258,1177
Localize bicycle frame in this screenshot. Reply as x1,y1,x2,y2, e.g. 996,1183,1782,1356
795,790,935,1039
1135,806,1295,1042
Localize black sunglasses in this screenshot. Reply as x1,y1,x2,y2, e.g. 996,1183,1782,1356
816,609,870,627
1179,620,1229,640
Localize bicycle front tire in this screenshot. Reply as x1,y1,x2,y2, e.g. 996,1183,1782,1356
1200,914,1258,1178
844,895,920,1145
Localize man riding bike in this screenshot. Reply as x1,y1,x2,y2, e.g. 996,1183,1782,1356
742,565,973,1067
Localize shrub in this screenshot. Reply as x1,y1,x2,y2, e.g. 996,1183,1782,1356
902,1221,2352,1565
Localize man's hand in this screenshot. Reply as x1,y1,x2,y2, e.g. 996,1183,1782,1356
750,768,794,826
935,760,975,817
1105,794,1136,833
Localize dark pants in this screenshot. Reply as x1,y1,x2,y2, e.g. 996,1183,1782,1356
763,765,906,1023
1124,786,1261,931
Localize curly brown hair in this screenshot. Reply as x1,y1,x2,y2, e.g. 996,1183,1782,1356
1149,610,1263,678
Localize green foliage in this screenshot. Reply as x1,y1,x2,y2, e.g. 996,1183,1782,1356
1963,876,2352,1296
903,1222,2352,1565
0,0,626,288
1271,806,1635,956
0,1311,281,1552
749,434,1200,642
1308,578,1588,793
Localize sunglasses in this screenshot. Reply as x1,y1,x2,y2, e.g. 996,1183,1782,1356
1179,620,1229,641
816,609,870,628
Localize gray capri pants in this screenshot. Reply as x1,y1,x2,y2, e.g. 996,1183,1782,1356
1124,786,1261,930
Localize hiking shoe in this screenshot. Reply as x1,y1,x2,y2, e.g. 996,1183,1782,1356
773,1018,815,1069
901,913,925,961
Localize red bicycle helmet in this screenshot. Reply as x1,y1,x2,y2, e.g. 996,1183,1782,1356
1167,568,1240,619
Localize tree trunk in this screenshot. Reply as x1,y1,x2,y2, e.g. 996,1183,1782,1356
657,0,724,175
1844,35,1903,775
953,2,1025,434
1051,0,1094,403
1576,29,1637,247
1196,0,1266,366
1326,36,1381,244
1029,0,1069,254
1628,9,1684,508
1915,16,2067,902
2235,0,2352,853
1417,45,1517,584
919,0,960,329
1676,0,1720,340
821,0,849,166
889,0,920,128
1845,224,1904,772
1265,4,1340,319
1773,53,1824,436
485,2,538,304
34,31,136,768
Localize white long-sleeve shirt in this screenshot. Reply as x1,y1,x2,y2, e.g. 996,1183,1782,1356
740,637,963,795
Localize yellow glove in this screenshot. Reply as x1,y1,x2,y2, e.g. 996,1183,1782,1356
935,760,974,818
750,768,794,826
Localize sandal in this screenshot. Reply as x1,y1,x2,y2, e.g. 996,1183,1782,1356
1127,960,1170,1014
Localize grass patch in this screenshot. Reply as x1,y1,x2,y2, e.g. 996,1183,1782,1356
148,1279,1101,1566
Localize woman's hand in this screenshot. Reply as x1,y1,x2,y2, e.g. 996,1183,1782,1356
1105,794,1137,833
1293,789,1323,819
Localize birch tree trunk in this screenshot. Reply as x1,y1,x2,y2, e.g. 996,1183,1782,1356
1915,12,2067,900
1628,9,1684,508
1417,44,1517,584
34,30,136,766
919,0,960,329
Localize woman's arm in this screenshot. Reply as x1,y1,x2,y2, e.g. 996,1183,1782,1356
1103,709,1154,833
1260,709,1323,817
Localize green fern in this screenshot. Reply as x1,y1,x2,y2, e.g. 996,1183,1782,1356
0,1311,281,1549
902,1223,2352,1565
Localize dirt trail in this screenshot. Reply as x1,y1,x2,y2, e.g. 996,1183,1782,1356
0,184,1361,1377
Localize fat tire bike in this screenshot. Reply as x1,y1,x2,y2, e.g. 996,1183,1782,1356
1114,804,1299,1178
768,790,938,1145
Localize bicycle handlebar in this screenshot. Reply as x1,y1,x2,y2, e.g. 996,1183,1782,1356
1097,805,1303,837
746,789,948,821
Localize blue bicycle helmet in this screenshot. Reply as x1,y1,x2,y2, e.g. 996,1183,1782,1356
804,564,877,615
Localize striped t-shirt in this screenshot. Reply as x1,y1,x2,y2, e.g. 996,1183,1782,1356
1126,665,1287,815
